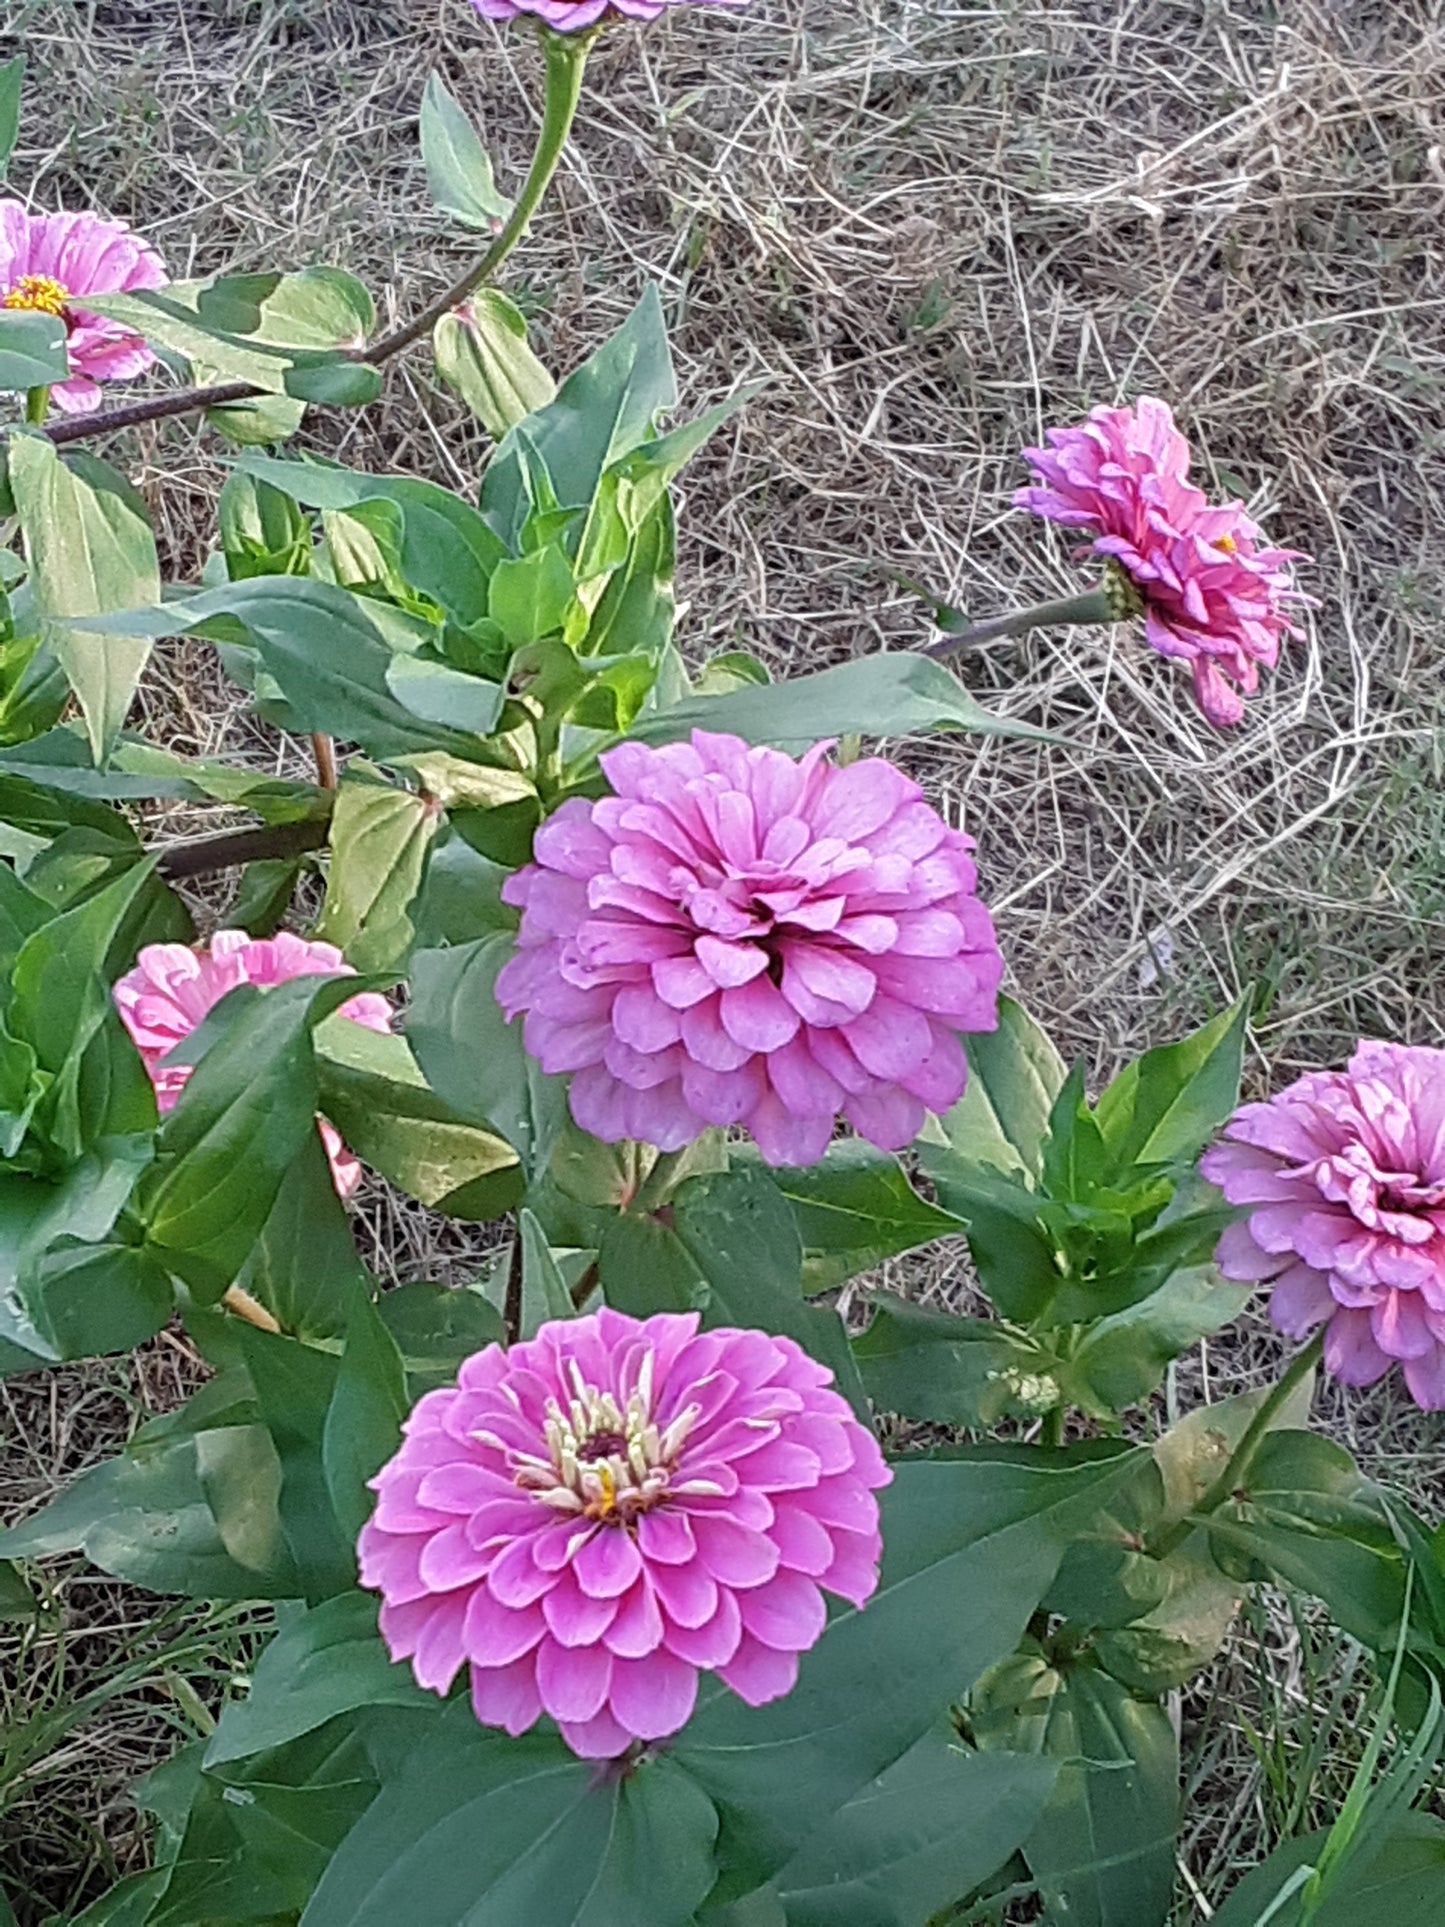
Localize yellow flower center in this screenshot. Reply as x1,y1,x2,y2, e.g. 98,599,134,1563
3,273,69,318
1216,533,1237,553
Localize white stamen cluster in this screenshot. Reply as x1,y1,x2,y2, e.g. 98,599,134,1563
504,1351,705,1523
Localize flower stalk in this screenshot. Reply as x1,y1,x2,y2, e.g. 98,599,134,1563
923,583,1117,658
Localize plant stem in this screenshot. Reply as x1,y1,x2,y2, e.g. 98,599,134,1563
1151,1328,1325,1561
23,385,49,426
1040,1405,1065,1449
43,28,594,451
503,1225,525,1346
155,811,331,882
924,584,1117,658
311,732,338,790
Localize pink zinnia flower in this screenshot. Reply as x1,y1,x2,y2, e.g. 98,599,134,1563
359,1308,889,1759
468,0,747,33
113,930,392,1199
494,730,1003,1167
1201,1041,1445,1410
0,202,166,414
1015,397,1307,727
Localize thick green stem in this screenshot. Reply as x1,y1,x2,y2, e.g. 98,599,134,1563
924,584,1117,658
23,385,49,426
1151,1329,1324,1561
44,27,594,449
1040,1405,1065,1450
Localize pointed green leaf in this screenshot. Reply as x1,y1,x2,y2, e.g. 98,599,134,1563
0,54,24,178
421,73,513,230
762,1141,963,1289
9,439,160,761
1094,995,1249,1171
323,1293,409,1539
630,652,1053,751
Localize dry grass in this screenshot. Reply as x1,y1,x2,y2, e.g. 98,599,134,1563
2,0,1445,1916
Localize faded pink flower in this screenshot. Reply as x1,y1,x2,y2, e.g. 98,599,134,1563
359,1307,889,1759
1201,1041,1445,1410
495,730,1003,1166
114,930,392,1199
0,202,166,414
468,0,747,33
1015,397,1307,727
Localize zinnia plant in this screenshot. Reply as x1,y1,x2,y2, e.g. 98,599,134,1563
359,1308,888,1758
0,13,1440,1927
1203,1039,1445,1408
495,729,1003,1164
0,201,165,413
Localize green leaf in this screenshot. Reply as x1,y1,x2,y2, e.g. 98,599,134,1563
910,1153,1062,1324
0,1375,299,1598
762,1141,963,1289
138,976,359,1298
22,1238,173,1360
315,1015,522,1218
8,854,173,1157
385,652,505,736
314,770,439,974
142,1727,378,1927
1206,1429,1406,1650
409,933,565,1176
238,1323,353,1600
0,1558,37,1620
492,284,677,519
773,1723,1058,1927
236,1126,369,1340
921,994,1068,1181
0,309,68,390
230,854,303,936
488,543,576,648
236,458,508,627
1055,1264,1253,1418
285,359,382,406
674,1443,1149,1891
323,1293,409,1540
0,53,24,178
852,1293,1057,1429
1210,1812,1445,1926
517,1205,575,1336
668,1164,869,1415
376,1279,504,1396
205,1591,431,1768
597,1204,708,1317
1093,995,1249,1171
410,830,514,947
435,295,555,438
86,268,373,396
10,439,160,761
0,1153,152,1371
96,577,484,761
971,1652,1180,1927
1092,1536,1243,1695
629,651,1052,752
420,73,513,230
303,1705,719,1927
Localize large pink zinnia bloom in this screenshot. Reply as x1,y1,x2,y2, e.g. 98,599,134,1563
1014,397,1307,727
1201,1041,1445,1410
359,1308,889,1759
468,0,747,33
494,730,1003,1166
113,930,392,1199
0,202,166,415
